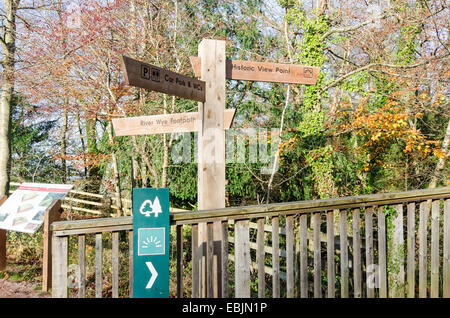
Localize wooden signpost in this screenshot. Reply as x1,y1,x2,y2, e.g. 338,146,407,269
190,40,320,298
190,56,320,85
121,55,206,103
196,39,227,298
118,53,233,299
112,109,236,137
118,42,319,298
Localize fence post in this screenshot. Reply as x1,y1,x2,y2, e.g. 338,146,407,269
340,210,349,298
272,216,280,298
43,199,62,292
378,206,388,298
191,224,199,298
52,235,68,298
128,230,133,298
0,195,7,271
234,219,250,298
352,209,362,298
176,225,184,298
388,204,405,298
257,218,265,298
406,203,416,298
286,215,294,298
221,221,229,298
419,201,429,298
431,200,440,298
444,199,450,298
299,214,308,298
313,212,322,298
327,210,336,298
206,223,214,297
95,233,103,298
365,207,374,298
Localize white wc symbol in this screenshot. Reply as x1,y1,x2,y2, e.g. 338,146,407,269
139,196,163,217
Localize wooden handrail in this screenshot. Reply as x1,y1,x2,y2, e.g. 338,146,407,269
172,186,450,224
51,186,450,235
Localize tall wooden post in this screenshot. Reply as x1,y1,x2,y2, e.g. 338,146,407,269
197,39,226,298
42,199,62,292
0,195,7,271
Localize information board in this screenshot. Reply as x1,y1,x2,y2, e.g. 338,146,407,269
0,183,72,234
133,188,170,298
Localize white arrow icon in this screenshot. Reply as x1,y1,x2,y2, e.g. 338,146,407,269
145,261,158,289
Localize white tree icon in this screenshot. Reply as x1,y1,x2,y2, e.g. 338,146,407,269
139,197,162,217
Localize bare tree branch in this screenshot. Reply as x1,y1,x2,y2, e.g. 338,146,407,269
320,54,450,92
321,13,392,41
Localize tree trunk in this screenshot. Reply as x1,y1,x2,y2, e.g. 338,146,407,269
161,96,170,188
0,0,19,197
85,116,101,192
429,117,450,189
141,161,148,187
131,135,159,187
131,155,138,188
162,134,169,188
58,0,68,183
76,110,87,177
61,106,68,183
108,122,122,216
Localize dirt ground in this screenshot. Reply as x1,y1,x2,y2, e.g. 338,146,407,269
0,279,51,298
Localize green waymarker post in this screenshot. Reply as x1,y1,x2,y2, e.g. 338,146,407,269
133,188,170,298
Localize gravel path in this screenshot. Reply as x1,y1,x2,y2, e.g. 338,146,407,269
0,279,51,298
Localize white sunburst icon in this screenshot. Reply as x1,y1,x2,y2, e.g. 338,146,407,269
138,227,165,256
141,235,162,249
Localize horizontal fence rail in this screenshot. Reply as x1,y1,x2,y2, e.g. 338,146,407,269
10,182,186,217
50,187,450,298
10,182,133,217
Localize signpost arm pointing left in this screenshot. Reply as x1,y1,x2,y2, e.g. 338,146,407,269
121,55,206,103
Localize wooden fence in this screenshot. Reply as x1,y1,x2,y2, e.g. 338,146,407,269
10,182,132,216
10,182,187,216
50,186,450,298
